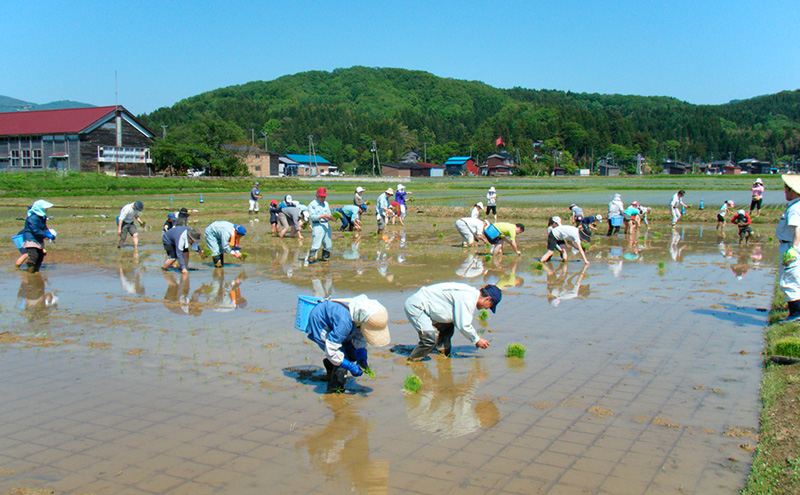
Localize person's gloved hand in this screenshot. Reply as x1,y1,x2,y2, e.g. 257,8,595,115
340,359,363,377
354,348,369,370
45,229,56,240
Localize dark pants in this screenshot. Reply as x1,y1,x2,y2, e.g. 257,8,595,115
607,220,620,236
408,323,455,361
212,254,224,267
26,247,44,273
323,342,356,393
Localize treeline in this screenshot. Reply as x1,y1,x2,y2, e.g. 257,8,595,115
139,66,800,176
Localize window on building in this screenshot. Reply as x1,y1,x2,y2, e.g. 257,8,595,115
33,149,42,168
10,150,20,168
21,149,31,168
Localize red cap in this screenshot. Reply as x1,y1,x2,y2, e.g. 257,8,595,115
317,187,327,196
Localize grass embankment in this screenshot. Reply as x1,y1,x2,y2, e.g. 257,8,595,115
743,286,800,494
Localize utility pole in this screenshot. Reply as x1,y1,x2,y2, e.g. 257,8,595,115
262,132,268,152
371,140,377,177
423,142,428,163
161,125,167,139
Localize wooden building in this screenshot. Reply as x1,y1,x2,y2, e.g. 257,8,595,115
443,156,477,176
479,152,516,176
0,106,154,175
381,162,444,177
284,154,335,176
224,145,281,176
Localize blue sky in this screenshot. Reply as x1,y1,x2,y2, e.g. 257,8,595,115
2,0,798,115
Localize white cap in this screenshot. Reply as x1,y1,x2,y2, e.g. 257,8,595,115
476,202,484,209
596,214,602,221
356,186,365,193
397,184,405,191
489,186,496,192
551,216,562,226
738,209,745,215
755,178,763,184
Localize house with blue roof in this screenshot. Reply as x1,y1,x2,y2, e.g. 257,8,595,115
284,153,335,176
443,156,477,176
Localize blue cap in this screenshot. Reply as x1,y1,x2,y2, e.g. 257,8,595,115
134,201,144,211
483,285,502,313
167,212,177,220
235,225,247,236
360,204,367,212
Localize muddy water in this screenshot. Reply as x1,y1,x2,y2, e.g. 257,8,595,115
0,212,776,494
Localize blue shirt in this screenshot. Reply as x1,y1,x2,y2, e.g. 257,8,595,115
306,300,366,365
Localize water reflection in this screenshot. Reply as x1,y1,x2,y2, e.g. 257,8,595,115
455,253,485,279
162,271,202,316
16,273,58,320
119,265,145,294
405,359,499,438
296,395,389,494
196,269,247,311
544,262,590,307
483,258,524,289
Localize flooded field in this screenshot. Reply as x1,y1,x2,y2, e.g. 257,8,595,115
0,209,777,494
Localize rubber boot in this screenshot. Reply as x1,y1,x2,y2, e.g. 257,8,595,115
321,250,331,262
786,300,800,323
325,360,348,394
407,331,437,362
212,255,223,268
306,249,317,265
434,323,455,357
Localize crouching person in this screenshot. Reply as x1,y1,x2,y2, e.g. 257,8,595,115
204,221,246,268
162,227,204,274
405,283,501,361
306,295,390,394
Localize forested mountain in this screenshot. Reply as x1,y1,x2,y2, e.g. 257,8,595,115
139,67,800,175
0,96,94,113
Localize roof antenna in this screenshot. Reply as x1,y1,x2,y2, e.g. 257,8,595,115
115,70,118,108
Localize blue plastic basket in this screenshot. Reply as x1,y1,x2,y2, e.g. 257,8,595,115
11,234,23,249
610,216,623,227
484,223,501,242
294,295,321,331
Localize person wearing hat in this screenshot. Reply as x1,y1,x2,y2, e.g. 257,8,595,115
305,187,334,264
117,201,144,249
395,184,411,224
280,194,298,208
776,175,800,321
22,199,56,273
176,207,190,227
163,211,178,232
405,282,501,361
751,178,765,217
486,186,498,222
376,188,393,235
470,202,484,220
731,209,753,244
278,205,309,239
204,220,246,267
305,294,390,393
579,214,602,242
569,204,584,226
669,190,688,228
716,200,735,231
455,216,489,248
249,181,262,215
622,203,641,234
269,200,281,235
607,193,624,236
161,226,204,274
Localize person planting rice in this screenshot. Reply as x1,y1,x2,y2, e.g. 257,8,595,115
569,204,584,226
622,203,641,234
716,200,735,230
395,184,411,224
161,227,204,274
334,204,365,231
175,207,190,227
376,188,393,235
488,222,524,256
204,221,246,268
579,214,602,242
470,202,484,220
540,224,590,265
607,193,624,235
305,294,390,394
454,216,489,247
405,282,501,361
777,174,800,322
731,209,753,244
117,200,144,249
278,205,308,239
304,187,333,265
388,200,404,226
670,190,688,227
21,199,56,273
269,200,281,235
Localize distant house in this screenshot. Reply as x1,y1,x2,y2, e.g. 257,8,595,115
480,152,516,176
705,160,735,174
552,166,565,176
399,151,422,164
381,161,444,178
222,145,282,177
662,160,690,175
599,163,621,176
444,156,477,176
284,153,334,176
0,106,154,175
738,158,771,175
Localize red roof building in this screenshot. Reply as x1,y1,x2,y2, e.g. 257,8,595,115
0,106,155,175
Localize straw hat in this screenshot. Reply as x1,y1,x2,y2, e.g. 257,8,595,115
362,306,390,347
783,175,800,193
385,187,394,195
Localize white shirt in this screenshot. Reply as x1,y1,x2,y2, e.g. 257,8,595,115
776,198,800,243
119,203,139,223
551,225,581,243
411,283,481,344
670,193,685,209
459,217,486,235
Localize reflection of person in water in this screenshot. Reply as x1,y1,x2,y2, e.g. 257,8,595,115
17,273,58,319
669,229,686,262
455,253,486,279
544,262,589,307
119,265,145,295
405,359,499,438
483,258,524,290
296,395,389,494
162,271,202,316
198,270,247,312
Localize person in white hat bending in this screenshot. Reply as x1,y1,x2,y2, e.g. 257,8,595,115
405,283,502,361
776,175,800,322
470,202,484,220
376,188,394,235
751,178,765,217
486,187,498,222
305,295,390,393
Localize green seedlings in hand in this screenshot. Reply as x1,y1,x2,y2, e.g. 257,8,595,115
331,210,343,220
506,343,527,358
438,233,444,238
484,254,492,262
403,374,423,393
363,368,376,380
478,309,489,321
